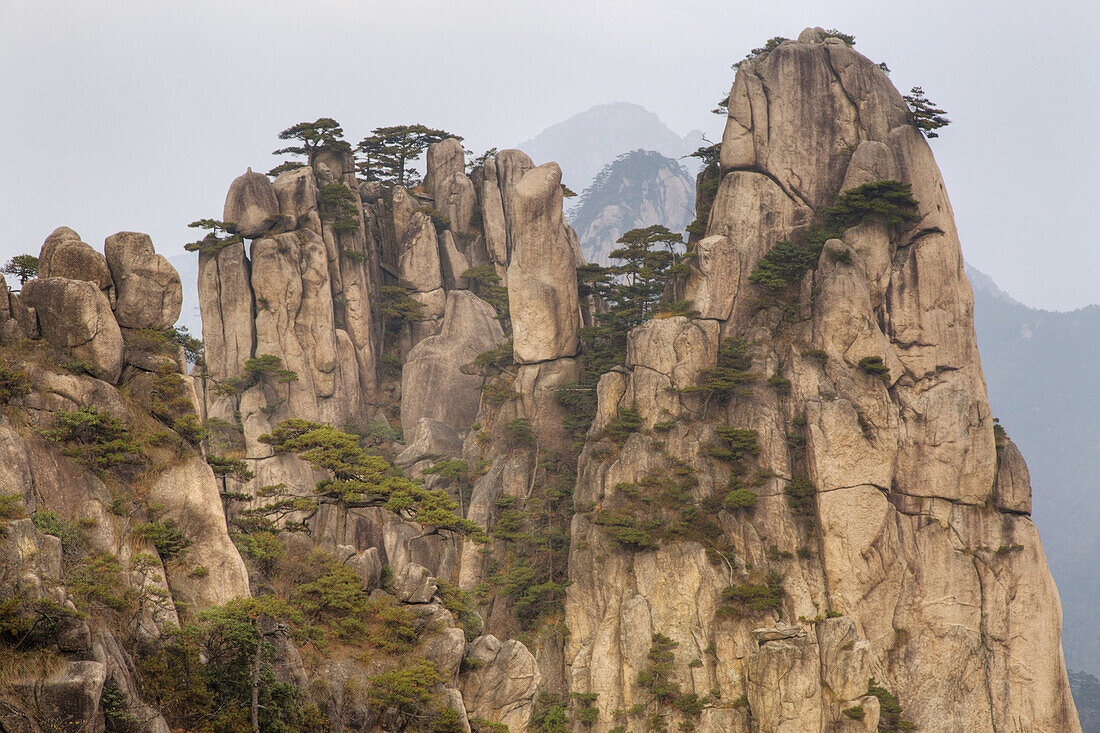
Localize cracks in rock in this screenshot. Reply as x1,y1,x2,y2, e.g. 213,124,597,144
725,166,812,213
901,227,945,248
822,47,863,137
820,482,890,497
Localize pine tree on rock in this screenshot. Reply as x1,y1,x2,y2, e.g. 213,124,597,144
356,124,463,188
269,117,351,176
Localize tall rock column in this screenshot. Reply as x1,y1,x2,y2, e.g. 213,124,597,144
563,28,1080,733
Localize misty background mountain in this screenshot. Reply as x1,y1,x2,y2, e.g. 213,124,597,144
568,150,695,264
517,102,705,201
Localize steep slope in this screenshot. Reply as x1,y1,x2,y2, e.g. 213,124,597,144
562,27,1079,732
569,150,696,264
518,102,704,196
968,265,1100,678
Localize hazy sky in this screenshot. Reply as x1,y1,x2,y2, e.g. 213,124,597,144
1,0,1097,310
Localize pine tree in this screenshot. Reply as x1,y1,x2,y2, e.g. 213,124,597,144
356,124,462,187
269,118,351,175
1,254,38,285
903,87,951,138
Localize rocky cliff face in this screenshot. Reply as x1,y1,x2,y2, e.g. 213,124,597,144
0,26,1080,733
562,27,1080,732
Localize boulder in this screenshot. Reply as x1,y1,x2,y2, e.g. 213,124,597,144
38,227,113,295
393,562,437,604
460,635,540,731
424,137,466,194
438,230,470,289
346,547,382,591
23,277,123,383
397,212,444,293
401,291,506,434
223,168,279,238
104,231,183,329
273,165,319,232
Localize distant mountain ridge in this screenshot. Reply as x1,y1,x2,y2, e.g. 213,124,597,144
967,264,1100,679
568,149,695,264
517,102,704,197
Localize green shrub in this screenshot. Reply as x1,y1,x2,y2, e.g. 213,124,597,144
0,358,31,404
824,29,855,45
857,356,891,382
594,510,658,551
0,493,26,519
767,373,791,394
134,520,192,560
904,86,950,139
437,579,483,642
462,266,509,321
206,455,255,482
504,418,536,448
720,572,784,617
724,488,758,511
601,405,641,443
842,705,865,720
707,427,760,465
43,405,145,471
530,693,570,733
683,338,755,404
413,205,451,232
31,510,84,550
749,238,822,291
867,678,916,731
380,285,427,334
749,181,918,295
785,477,815,517
747,36,788,57
67,551,133,612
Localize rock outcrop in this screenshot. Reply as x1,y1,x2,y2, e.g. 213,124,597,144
23,277,124,382
0,30,1078,733
563,29,1080,733
104,231,183,329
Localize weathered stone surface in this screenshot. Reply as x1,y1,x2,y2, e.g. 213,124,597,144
273,165,320,233
505,162,579,363
104,231,183,329
38,227,113,294
684,235,737,321
561,29,1080,733
424,137,466,194
346,547,382,591
223,168,279,238
250,229,357,426
439,230,470,289
198,241,253,382
460,635,540,731
401,291,506,434
147,456,250,609
393,562,437,603
23,277,123,383
420,626,466,684
398,212,444,293
993,436,1032,515
475,159,509,268
396,418,464,468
